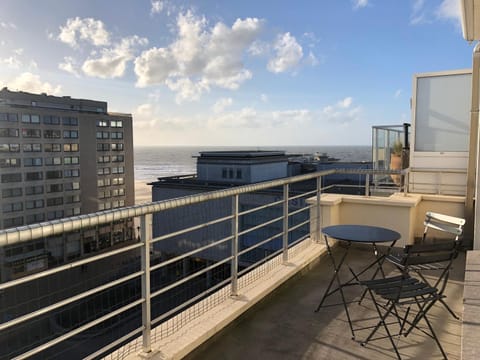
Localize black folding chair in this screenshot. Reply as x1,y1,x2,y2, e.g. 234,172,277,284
352,214,463,359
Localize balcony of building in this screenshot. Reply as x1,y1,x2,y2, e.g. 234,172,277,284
0,166,476,360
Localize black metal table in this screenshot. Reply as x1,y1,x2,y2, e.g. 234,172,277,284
314,224,401,339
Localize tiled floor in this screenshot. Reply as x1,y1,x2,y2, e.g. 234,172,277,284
185,244,465,359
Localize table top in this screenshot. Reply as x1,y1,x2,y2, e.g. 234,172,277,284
322,224,400,243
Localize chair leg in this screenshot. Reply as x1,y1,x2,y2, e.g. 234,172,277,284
414,298,448,360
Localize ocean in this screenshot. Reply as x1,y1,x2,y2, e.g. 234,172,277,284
134,145,372,181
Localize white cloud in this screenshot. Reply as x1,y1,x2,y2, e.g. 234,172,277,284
57,17,110,48
267,32,303,73
151,1,164,15
410,0,427,25
272,109,311,126
248,40,269,56
0,22,17,30
306,51,319,66
212,97,233,113
82,35,148,78
321,97,361,124
6,72,62,95
1,48,37,70
134,11,263,101
132,102,200,130
208,107,260,128
436,0,461,24
260,93,268,103
59,56,80,77
1,56,21,69
353,0,368,10
394,89,402,98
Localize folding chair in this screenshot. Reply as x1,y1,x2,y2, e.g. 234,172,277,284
353,227,462,359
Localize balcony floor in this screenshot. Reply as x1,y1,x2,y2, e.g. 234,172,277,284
185,244,466,360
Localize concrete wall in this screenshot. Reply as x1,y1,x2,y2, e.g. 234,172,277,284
309,192,465,248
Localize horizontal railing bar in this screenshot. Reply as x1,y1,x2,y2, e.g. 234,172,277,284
287,234,310,248
12,299,144,360
288,206,309,217
237,248,283,277
83,326,144,360
237,215,284,237
151,256,233,299
237,199,284,217
288,219,310,233
0,169,337,245
151,214,234,244
150,236,232,272
289,190,315,201
237,231,284,257
0,270,143,331
409,167,467,174
0,241,143,290
151,276,232,327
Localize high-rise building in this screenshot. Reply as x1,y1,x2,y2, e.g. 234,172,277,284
0,88,135,280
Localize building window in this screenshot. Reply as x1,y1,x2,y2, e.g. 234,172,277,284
2,173,22,183
0,143,20,152
25,185,44,195
47,197,63,207
63,130,78,139
64,169,80,178
96,120,108,127
236,169,242,179
112,166,124,174
0,128,19,137
45,170,63,179
25,199,44,210
47,210,64,221
26,213,45,224
24,157,42,167
112,177,124,185
110,120,123,128
21,128,41,138
45,157,62,166
44,143,62,152
98,190,111,199
4,216,23,228
21,114,40,124
112,188,125,197
97,167,110,175
2,187,22,198
43,129,61,139
96,143,110,151
111,143,124,151
23,143,42,152
65,182,80,191
97,178,111,187
62,116,78,126
3,201,23,213
46,183,63,193
65,207,81,217
96,131,109,139
0,113,18,122
63,143,79,152
25,171,43,181
111,155,124,162
43,115,60,125
97,155,110,163
222,168,228,178
0,158,21,168
111,131,123,139
64,156,79,165
65,194,80,204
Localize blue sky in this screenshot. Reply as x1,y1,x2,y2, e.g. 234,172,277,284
0,0,473,146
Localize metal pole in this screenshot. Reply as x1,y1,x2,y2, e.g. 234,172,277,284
231,195,239,296
283,184,289,263
365,173,370,196
140,214,152,353
316,176,322,242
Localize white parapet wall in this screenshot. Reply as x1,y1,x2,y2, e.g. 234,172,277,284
309,193,465,248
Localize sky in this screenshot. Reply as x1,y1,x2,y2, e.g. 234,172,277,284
0,0,474,147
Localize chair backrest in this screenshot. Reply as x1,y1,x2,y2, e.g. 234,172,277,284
422,211,465,243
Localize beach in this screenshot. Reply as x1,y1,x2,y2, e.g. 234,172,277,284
135,180,152,204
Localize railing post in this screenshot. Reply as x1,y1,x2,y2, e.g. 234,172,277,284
231,195,239,296
365,173,370,196
316,176,322,242
140,214,152,353
283,184,289,263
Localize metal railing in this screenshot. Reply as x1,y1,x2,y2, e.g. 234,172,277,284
0,167,424,359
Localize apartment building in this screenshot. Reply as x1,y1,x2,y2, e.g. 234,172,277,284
0,88,135,280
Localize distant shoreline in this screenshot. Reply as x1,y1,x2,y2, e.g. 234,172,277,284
135,180,151,204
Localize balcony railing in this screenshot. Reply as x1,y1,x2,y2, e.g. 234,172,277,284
0,167,462,359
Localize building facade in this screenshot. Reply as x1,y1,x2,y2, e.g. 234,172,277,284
0,88,135,280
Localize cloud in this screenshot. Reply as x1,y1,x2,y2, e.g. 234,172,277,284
394,89,402,98
271,109,311,126
132,102,200,130
435,0,461,24
321,97,361,124
410,0,427,25
151,1,164,15
1,48,37,70
353,0,368,10
82,35,148,78
59,56,80,77
212,97,233,113
6,72,62,95
267,32,303,73
260,93,268,102
0,22,17,30
134,10,263,101
57,17,110,48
